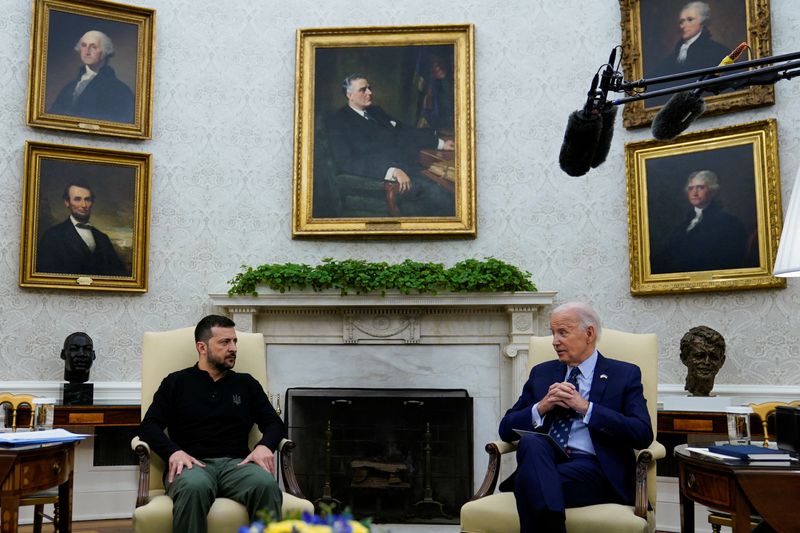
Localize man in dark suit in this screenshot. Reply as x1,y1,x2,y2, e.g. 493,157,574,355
650,170,753,274
498,302,653,533
325,73,455,216
48,30,135,123
656,2,730,76
37,182,129,276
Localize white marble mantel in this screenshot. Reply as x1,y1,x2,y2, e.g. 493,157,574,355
210,290,556,402
210,290,557,488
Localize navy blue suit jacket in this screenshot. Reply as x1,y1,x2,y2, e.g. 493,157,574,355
325,105,439,178
498,353,653,505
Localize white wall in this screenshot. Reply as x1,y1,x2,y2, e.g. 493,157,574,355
1,1,799,389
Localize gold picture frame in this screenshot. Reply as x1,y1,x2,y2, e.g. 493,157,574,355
20,141,151,292
27,0,156,139
292,24,476,237
625,119,785,295
619,0,774,129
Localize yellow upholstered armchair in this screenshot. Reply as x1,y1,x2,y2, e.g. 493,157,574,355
130,327,314,533
460,328,666,533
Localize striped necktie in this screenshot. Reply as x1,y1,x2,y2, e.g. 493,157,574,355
548,367,581,451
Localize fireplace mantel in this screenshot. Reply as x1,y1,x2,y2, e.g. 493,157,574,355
211,290,556,403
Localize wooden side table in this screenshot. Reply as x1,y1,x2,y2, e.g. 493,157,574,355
0,441,76,533
675,443,800,533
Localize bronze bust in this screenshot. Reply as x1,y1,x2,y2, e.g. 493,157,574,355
60,332,96,384
679,326,726,396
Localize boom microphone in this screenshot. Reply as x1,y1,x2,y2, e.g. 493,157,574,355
651,42,749,141
559,49,619,176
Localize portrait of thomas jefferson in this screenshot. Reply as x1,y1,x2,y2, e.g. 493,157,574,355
645,145,759,275
44,10,139,124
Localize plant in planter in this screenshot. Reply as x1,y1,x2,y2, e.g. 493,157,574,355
227,258,536,296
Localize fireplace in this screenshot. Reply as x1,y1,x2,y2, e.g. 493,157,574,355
286,388,472,523
210,290,556,497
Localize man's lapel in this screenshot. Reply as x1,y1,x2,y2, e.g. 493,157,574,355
590,352,610,403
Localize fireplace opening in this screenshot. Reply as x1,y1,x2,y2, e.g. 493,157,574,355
286,388,473,524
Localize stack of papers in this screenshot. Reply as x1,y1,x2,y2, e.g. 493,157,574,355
0,428,89,446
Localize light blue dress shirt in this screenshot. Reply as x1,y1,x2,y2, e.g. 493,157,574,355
531,350,598,455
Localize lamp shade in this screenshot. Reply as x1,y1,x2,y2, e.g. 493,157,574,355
774,165,800,277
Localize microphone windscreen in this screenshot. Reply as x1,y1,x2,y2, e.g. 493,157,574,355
651,91,706,141
590,106,618,169
559,110,602,177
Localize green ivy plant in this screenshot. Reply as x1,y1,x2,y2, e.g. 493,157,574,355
227,258,536,296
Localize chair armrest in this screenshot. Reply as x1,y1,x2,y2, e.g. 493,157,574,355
278,438,306,500
131,436,151,508
639,440,666,461
470,440,519,500
633,440,664,519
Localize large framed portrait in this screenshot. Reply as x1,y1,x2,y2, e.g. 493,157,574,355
619,0,774,128
27,0,155,139
625,119,785,295
292,24,476,237
20,141,151,292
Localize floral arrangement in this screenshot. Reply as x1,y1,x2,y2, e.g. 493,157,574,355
239,508,370,533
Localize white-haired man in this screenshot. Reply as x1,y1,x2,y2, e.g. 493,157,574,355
657,1,731,76
498,302,653,533
49,30,134,123
324,73,456,217
651,169,753,274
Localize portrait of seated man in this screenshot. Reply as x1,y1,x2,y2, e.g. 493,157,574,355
61,332,96,384
36,181,129,277
324,73,456,217
650,169,754,274
48,30,135,123
680,325,725,396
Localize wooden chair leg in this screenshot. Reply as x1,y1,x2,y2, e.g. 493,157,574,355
384,182,400,216
33,504,44,533
53,502,59,532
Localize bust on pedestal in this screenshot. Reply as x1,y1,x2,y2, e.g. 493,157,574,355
680,325,726,397
60,332,95,405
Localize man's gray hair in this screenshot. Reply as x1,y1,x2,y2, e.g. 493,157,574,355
686,169,720,193
551,302,602,340
341,73,367,96
74,30,115,59
683,1,711,25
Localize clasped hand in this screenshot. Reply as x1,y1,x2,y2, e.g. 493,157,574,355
167,444,276,483
538,381,588,416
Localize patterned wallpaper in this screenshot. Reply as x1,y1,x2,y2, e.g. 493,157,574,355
1,0,798,388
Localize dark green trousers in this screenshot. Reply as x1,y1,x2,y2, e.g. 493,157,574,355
164,457,282,533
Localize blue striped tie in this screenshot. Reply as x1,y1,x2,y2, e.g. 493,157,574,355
548,367,581,451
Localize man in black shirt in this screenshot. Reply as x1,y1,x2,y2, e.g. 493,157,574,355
138,315,284,533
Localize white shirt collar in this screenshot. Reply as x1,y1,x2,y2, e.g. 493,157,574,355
349,104,367,117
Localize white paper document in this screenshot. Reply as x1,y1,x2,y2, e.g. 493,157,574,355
0,428,90,446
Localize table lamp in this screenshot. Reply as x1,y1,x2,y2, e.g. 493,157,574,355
773,165,800,277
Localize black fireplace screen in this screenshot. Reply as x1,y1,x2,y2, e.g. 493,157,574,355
285,388,473,524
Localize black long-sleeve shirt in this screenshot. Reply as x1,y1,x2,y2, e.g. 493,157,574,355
138,364,285,462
